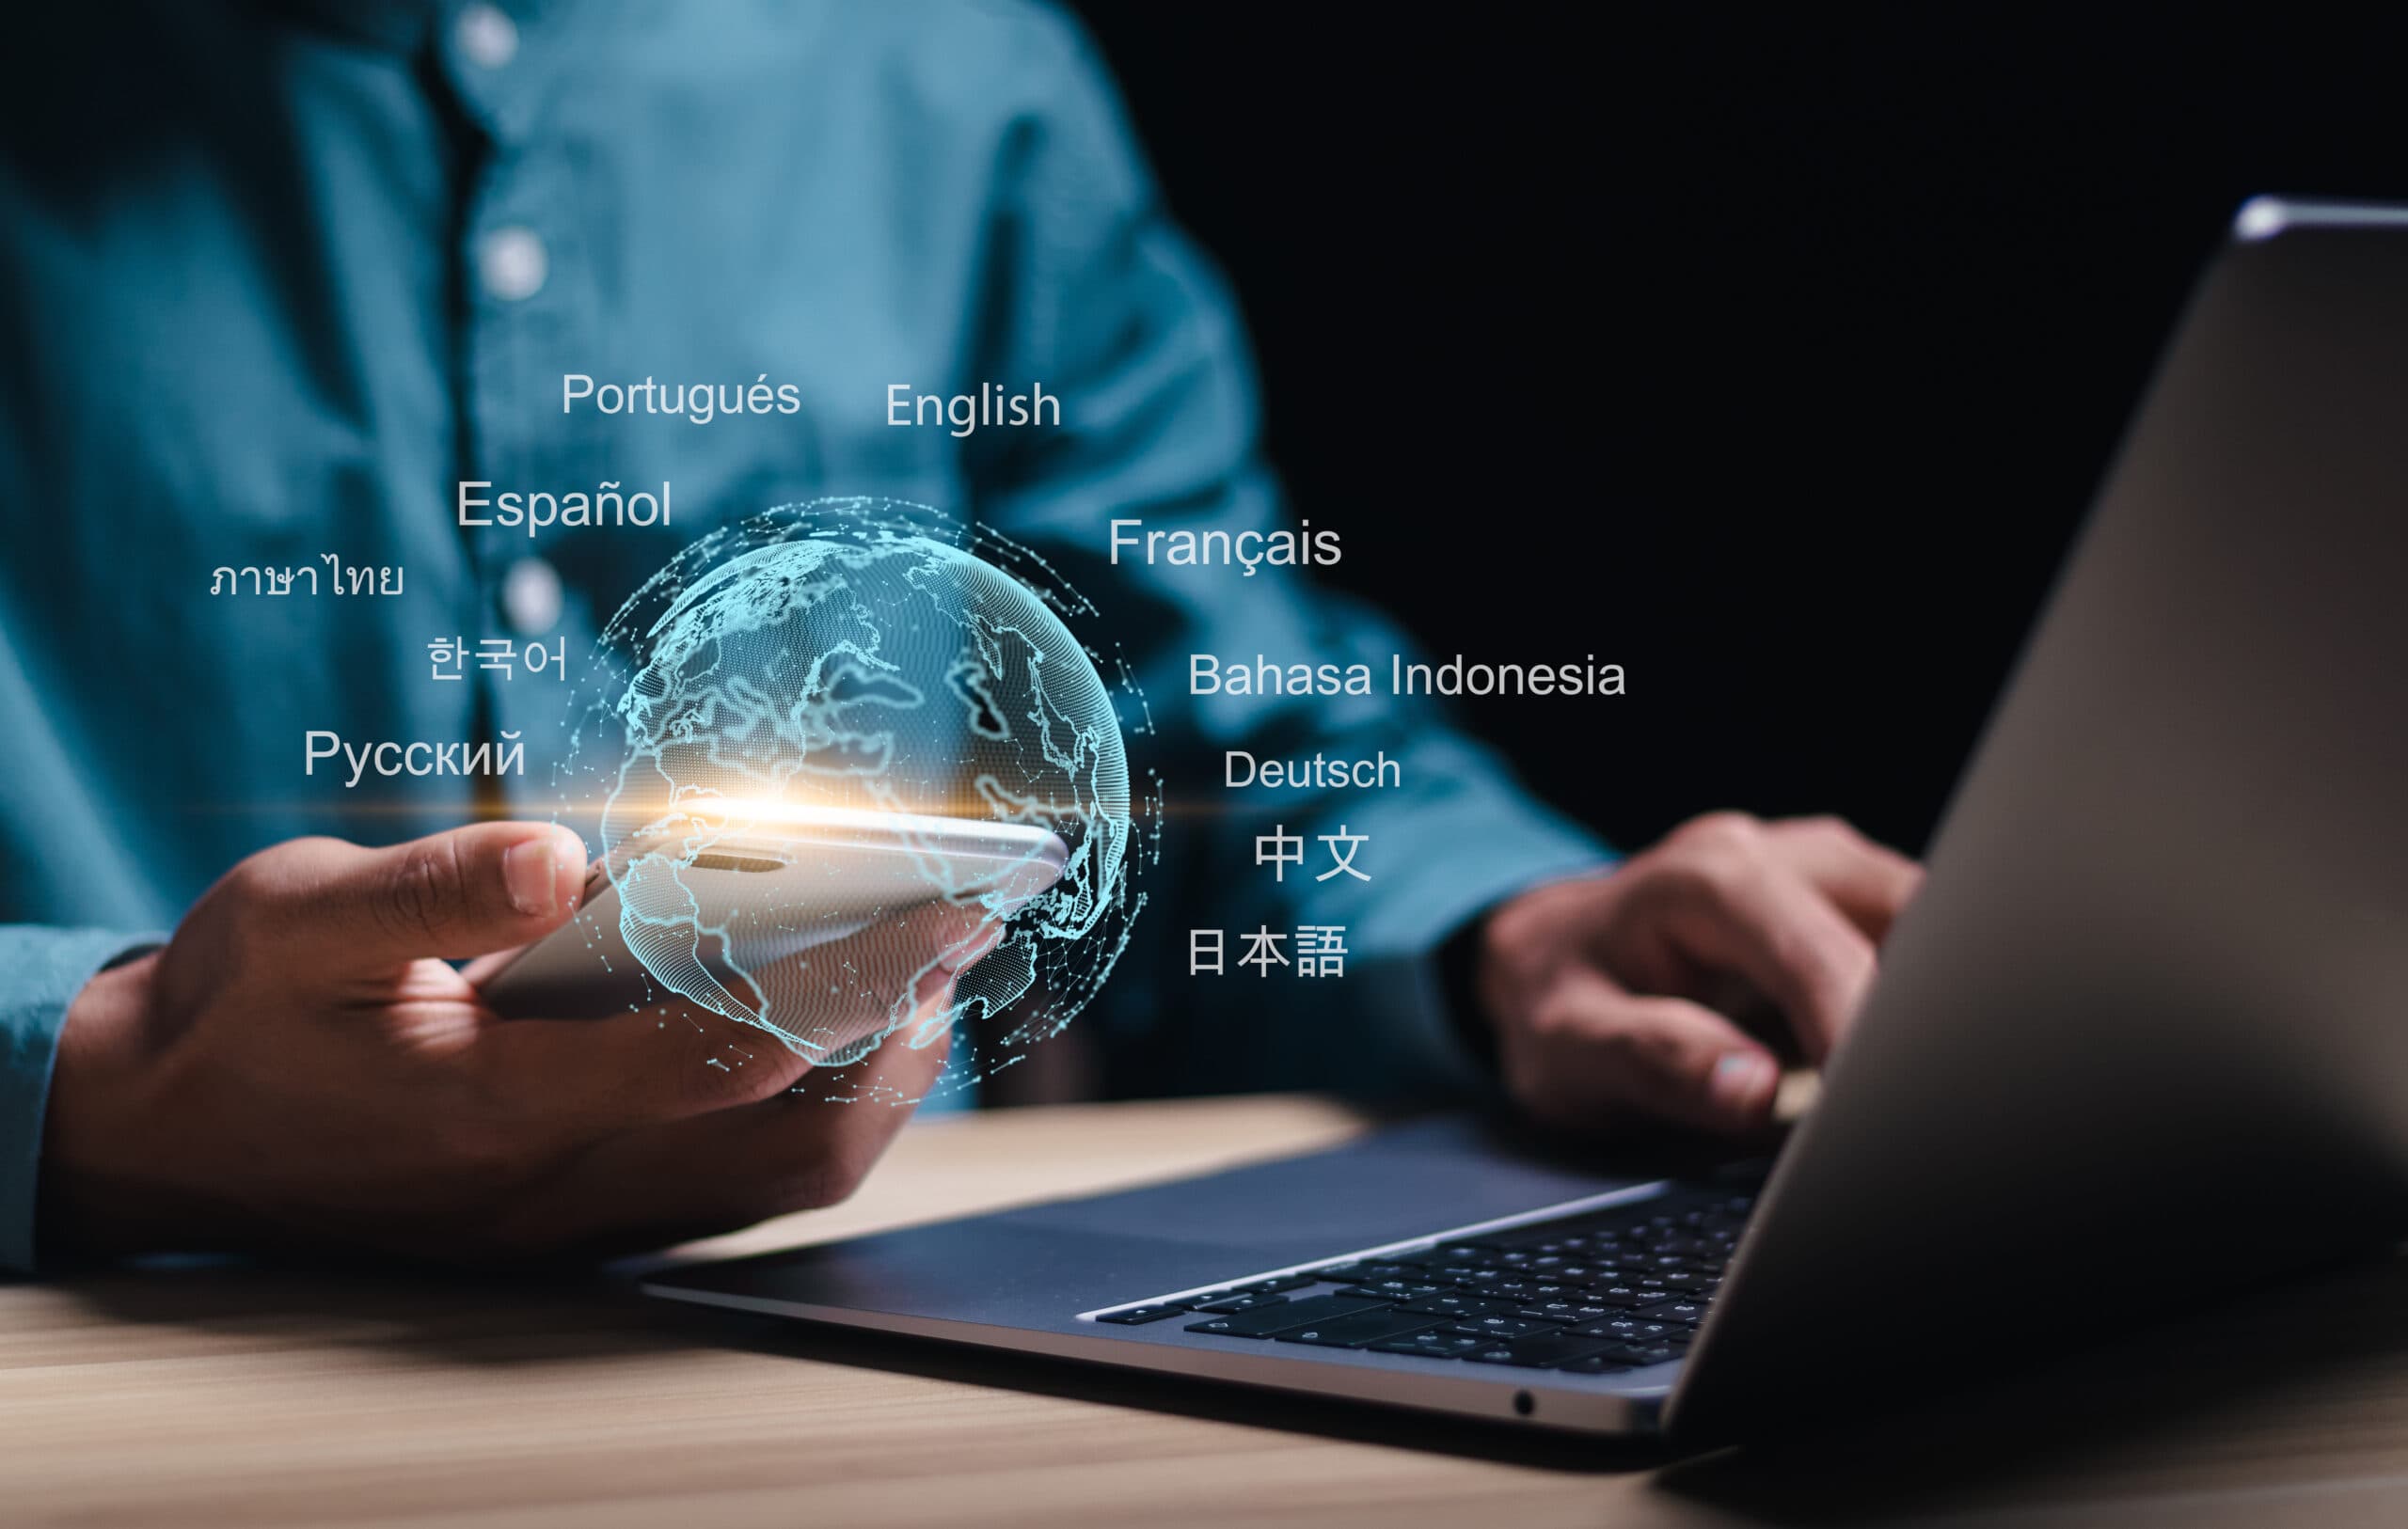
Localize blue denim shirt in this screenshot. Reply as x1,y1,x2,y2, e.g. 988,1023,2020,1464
0,0,1605,1271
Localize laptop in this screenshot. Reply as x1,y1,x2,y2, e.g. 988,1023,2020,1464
641,198,2408,1440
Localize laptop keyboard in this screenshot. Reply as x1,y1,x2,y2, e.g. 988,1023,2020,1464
1090,1186,1754,1376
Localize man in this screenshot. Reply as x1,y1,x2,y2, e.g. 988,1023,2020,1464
0,2,1918,1268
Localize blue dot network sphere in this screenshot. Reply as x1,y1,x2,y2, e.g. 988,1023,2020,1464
548,500,1155,1099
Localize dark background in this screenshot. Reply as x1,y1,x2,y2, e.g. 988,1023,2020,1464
1072,4,2408,856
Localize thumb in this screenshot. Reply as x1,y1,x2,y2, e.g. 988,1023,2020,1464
261,823,588,974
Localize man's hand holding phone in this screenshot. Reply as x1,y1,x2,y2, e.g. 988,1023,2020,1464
41,823,974,1262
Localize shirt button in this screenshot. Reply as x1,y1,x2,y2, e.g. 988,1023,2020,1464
479,227,547,302
455,4,518,69
502,558,563,636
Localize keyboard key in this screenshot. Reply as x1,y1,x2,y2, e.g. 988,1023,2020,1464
1277,1308,1450,1348
1334,1281,1452,1301
1481,1282,1569,1303
1514,1302,1618,1325
1353,1262,1431,1282
1308,1261,1418,1285
1398,1294,1513,1319
1444,1316,1560,1339
1191,1294,1291,1315
1138,1185,1753,1344
1462,1332,1621,1369
1388,1251,1497,1281
1230,1274,1319,1296
1187,1295,1387,1338
1370,1332,1487,1358
1570,1316,1683,1344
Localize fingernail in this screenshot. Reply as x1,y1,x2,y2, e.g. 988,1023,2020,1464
502,835,559,916
1711,1052,1777,1118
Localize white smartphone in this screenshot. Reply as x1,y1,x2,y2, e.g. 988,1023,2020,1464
480,806,1069,1020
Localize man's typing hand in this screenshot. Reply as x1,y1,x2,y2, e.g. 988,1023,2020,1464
40,824,964,1261
1476,813,1922,1134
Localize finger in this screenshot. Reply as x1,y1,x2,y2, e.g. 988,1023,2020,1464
1648,853,1877,1062
459,942,531,988
478,991,823,1141
245,823,587,975
477,905,990,1139
1764,816,1924,940
1516,974,1782,1134
816,980,958,1102
902,896,1009,976
499,988,956,1250
460,880,1001,999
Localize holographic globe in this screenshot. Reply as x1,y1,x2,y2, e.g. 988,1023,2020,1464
549,501,1153,1096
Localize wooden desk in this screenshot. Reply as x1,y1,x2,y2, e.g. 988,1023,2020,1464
6,1095,2408,1528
